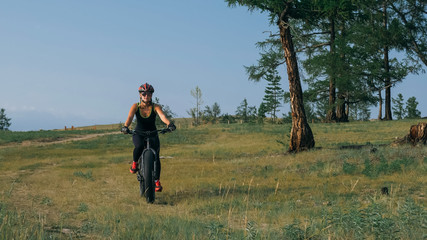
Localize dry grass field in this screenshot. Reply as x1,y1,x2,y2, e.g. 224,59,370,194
0,119,426,239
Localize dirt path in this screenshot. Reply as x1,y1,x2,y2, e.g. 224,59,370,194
0,132,121,149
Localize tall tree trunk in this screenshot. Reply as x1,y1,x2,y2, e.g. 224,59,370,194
336,94,348,122
278,8,315,152
273,105,276,123
335,23,349,123
326,16,337,122
383,1,393,120
384,48,392,120
345,96,350,118
378,90,383,120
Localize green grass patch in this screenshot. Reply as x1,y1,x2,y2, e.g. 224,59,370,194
78,203,89,213
343,161,358,175
73,170,94,181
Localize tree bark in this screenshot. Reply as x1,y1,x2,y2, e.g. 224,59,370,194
336,94,348,122
326,16,337,122
384,47,392,120
383,1,393,120
278,7,315,152
408,123,427,145
335,23,349,123
345,97,350,117
378,90,383,120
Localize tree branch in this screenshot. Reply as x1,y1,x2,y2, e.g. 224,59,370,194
263,31,280,37
389,2,427,66
301,31,331,38
296,42,330,52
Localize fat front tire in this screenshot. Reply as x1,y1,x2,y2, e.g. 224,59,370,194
143,150,155,203
139,179,145,197
137,158,145,197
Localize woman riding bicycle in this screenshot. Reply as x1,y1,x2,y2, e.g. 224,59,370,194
121,83,176,192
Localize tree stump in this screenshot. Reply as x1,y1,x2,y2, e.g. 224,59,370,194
409,123,427,145
396,122,427,146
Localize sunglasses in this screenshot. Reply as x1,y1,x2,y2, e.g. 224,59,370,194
140,91,152,96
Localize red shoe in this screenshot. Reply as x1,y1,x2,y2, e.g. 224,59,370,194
155,180,163,192
130,162,138,174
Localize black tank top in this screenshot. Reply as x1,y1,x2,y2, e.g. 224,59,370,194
135,103,157,132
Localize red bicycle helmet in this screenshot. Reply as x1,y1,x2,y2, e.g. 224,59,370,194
138,83,154,93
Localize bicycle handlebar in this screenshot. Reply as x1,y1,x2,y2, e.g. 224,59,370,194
127,128,171,136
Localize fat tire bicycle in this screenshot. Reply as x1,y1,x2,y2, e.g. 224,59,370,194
128,128,171,203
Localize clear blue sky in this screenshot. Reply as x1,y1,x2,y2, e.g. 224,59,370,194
1,1,425,131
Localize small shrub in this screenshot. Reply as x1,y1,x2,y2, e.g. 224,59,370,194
282,220,305,239
78,203,88,213
41,197,53,206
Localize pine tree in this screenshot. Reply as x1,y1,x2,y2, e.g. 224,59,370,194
355,0,417,120
226,0,315,152
392,93,406,120
406,96,421,119
257,102,268,124
262,69,284,123
0,108,12,131
390,0,427,67
212,103,221,121
203,102,221,124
